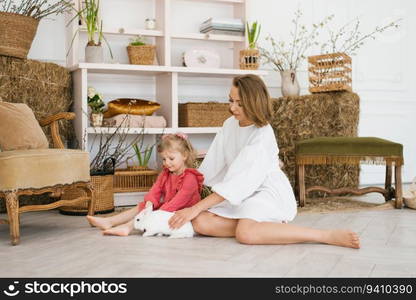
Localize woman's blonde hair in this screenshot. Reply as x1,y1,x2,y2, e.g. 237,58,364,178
157,133,196,168
232,74,272,127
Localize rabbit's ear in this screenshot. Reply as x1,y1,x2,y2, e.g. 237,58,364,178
136,208,149,220
143,205,153,215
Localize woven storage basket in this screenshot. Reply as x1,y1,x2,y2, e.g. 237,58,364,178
114,167,159,193
308,52,352,93
0,12,39,59
239,49,260,70
59,175,114,215
127,45,156,65
179,102,230,127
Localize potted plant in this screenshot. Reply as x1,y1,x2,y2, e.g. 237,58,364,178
0,0,71,59
67,0,113,63
112,138,159,193
239,21,261,70
132,142,154,169
87,86,105,126
126,35,156,65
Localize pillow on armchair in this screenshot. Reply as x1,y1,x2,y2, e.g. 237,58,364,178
0,102,49,151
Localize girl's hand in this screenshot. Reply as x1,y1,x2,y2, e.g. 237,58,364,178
169,206,201,229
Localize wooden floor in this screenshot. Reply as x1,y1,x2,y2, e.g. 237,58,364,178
1,194,415,278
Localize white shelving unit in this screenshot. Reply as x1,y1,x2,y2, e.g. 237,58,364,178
66,0,267,153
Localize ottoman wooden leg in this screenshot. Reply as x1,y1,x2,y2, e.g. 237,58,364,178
5,192,20,246
298,164,306,207
394,165,403,209
385,163,393,201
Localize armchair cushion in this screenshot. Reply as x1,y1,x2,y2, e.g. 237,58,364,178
0,102,49,151
0,149,90,191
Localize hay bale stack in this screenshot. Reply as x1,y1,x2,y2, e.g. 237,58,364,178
271,91,360,196
0,56,74,212
0,56,74,145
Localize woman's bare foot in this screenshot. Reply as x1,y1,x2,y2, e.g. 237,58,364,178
86,215,112,230
323,230,360,249
103,222,133,237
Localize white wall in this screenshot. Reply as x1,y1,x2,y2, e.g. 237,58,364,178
27,0,416,184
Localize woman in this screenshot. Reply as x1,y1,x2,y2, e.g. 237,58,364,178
169,74,360,249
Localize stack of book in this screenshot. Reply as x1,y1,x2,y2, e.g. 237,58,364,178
199,17,245,36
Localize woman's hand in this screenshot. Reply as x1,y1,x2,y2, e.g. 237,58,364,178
169,206,201,229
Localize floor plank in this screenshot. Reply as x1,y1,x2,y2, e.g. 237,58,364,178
1,196,415,277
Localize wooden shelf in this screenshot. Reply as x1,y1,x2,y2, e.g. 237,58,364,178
172,32,244,42
172,66,267,77
179,127,221,134
87,127,169,134
87,127,221,134
71,63,267,77
70,63,171,75
79,27,164,37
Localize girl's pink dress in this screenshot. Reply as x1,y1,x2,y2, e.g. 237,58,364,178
137,168,204,212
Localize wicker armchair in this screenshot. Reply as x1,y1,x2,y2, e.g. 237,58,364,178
0,112,95,245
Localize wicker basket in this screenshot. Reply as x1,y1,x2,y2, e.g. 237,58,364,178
113,166,159,193
59,175,114,215
127,45,156,65
239,49,260,70
0,12,39,59
179,102,230,127
308,52,352,93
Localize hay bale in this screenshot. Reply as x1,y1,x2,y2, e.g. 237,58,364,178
0,56,74,212
271,91,360,197
0,56,74,145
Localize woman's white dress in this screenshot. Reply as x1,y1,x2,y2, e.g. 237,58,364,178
198,116,297,222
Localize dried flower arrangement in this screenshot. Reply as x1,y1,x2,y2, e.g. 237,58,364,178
320,17,402,56
260,8,402,71
260,9,334,72
0,0,72,19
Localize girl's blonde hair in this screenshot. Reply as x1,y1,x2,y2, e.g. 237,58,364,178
157,133,196,168
232,74,272,127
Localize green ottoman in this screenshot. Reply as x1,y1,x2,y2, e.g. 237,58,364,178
295,137,404,208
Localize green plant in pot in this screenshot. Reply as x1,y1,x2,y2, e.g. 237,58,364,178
87,86,105,126
240,21,261,70
67,0,113,63
0,0,72,59
127,35,156,65
132,142,154,169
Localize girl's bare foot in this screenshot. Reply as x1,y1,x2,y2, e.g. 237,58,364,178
103,223,133,236
86,215,112,230
323,230,360,249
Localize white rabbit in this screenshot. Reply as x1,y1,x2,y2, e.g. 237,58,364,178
134,209,195,238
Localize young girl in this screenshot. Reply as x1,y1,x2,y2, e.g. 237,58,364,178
87,133,204,236
168,74,360,249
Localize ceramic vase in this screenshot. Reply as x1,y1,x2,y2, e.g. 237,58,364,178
280,70,300,97
85,45,103,63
